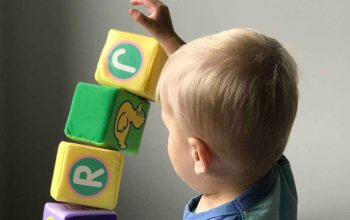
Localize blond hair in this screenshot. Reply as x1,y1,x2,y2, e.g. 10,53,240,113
156,28,298,180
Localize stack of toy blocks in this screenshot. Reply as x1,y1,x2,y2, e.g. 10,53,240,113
42,29,167,220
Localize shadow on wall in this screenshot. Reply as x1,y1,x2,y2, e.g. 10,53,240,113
0,0,6,214
0,0,69,218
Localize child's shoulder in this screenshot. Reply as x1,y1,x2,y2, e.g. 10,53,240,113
183,155,298,220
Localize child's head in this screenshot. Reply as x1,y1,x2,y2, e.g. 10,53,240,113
156,28,298,190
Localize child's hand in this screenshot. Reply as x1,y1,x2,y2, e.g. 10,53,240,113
129,0,173,42
129,0,185,55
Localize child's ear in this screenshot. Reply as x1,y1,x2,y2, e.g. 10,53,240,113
188,137,211,175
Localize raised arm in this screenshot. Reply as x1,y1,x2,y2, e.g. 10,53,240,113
129,0,185,55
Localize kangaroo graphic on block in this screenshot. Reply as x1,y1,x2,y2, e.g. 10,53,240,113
115,101,146,149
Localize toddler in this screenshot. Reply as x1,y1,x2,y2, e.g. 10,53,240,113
129,1,298,219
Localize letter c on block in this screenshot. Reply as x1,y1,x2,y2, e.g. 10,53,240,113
112,48,136,74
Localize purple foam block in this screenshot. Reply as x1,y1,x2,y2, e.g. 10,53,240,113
43,202,117,220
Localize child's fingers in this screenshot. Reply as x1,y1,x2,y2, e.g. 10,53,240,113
129,8,152,27
130,0,157,12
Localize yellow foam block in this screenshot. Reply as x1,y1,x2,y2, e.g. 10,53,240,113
50,141,124,210
95,29,167,101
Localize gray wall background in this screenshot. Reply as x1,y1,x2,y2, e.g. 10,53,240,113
0,0,349,219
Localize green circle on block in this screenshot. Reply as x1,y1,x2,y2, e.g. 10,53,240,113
108,43,143,80
69,157,108,196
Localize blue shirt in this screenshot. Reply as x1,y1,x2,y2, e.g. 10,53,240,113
183,155,297,220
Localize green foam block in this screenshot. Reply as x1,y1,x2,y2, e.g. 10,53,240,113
65,82,150,155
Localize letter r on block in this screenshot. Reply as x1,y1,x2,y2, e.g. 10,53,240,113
73,166,105,188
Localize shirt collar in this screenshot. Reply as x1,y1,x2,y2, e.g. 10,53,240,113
184,168,276,219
